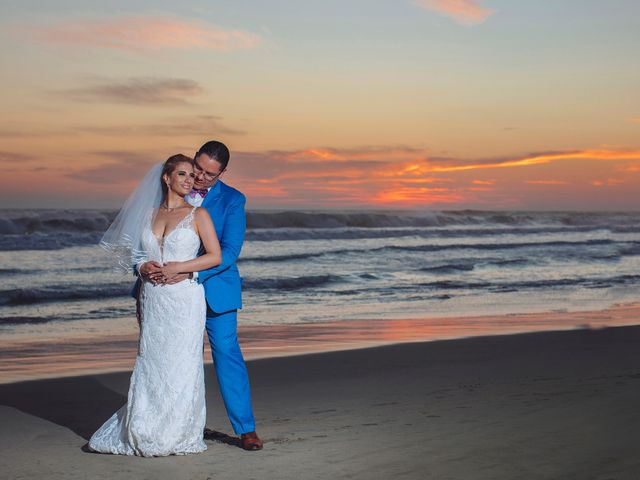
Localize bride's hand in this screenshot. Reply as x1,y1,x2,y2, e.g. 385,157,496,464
160,262,183,277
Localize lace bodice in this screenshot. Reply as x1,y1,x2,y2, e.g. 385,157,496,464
141,207,201,264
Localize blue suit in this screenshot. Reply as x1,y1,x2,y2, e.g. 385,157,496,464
198,180,245,312
198,180,255,434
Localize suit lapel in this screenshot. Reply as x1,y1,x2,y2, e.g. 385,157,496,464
202,181,223,209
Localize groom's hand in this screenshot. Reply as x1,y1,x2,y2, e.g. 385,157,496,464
139,261,163,285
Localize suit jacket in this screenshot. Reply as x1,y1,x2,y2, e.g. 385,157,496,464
197,180,246,313
132,180,246,313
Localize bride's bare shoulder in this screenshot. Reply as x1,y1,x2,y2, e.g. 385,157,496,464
193,207,213,223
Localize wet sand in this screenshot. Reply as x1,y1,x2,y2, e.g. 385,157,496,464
2,302,640,384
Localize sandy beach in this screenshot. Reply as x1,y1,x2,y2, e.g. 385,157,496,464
2,323,640,480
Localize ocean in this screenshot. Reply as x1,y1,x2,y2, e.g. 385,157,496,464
1,209,639,382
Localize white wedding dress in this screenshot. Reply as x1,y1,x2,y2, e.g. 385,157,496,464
89,207,208,456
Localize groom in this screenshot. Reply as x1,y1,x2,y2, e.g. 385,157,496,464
139,140,263,451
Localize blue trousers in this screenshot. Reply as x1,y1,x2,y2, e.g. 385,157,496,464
205,309,256,434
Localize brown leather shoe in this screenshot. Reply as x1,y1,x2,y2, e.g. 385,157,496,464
240,431,263,451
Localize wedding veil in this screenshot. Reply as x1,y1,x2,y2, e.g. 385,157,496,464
100,162,164,273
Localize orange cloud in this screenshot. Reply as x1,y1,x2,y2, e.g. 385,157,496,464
591,179,625,187
24,16,259,52
472,179,495,185
284,147,422,163
414,0,495,25
525,180,569,185
375,187,463,204
288,149,347,161
418,148,640,173
628,117,640,124
397,177,453,184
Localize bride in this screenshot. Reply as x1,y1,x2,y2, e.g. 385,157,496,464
88,154,221,456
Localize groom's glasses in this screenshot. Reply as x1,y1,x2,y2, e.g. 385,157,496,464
194,160,224,181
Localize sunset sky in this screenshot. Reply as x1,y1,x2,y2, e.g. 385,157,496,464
1,0,639,210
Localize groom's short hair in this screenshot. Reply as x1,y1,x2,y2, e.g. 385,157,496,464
196,141,230,170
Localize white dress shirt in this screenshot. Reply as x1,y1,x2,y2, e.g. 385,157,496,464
184,186,212,281
185,186,211,207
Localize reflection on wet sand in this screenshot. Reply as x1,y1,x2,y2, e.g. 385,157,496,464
2,302,639,384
